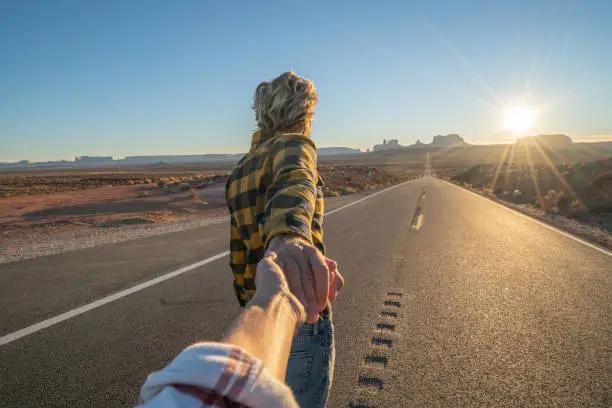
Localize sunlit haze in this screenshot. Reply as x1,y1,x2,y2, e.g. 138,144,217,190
1,0,611,161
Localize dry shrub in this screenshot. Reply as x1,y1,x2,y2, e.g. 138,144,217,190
165,182,190,193
188,188,204,204
569,199,589,220
556,191,571,213
544,190,573,214
338,186,356,195
324,190,340,198
537,196,555,212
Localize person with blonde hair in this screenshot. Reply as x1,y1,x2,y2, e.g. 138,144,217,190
224,71,343,407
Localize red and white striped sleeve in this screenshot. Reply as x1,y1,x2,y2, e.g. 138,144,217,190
138,342,298,408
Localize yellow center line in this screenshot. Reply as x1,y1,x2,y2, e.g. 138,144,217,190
413,213,425,230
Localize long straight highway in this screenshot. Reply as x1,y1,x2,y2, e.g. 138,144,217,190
1,177,610,407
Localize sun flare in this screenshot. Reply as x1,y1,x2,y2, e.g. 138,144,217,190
502,105,536,134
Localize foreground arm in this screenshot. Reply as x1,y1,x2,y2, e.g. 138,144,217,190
222,253,305,380
138,254,304,408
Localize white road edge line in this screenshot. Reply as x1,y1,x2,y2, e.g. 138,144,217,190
443,179,612,258
0,179,416,347
0,252,229,347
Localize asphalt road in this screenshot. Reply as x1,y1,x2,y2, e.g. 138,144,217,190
1,177,610,407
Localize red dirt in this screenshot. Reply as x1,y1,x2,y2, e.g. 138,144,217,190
0,183,228,238
0,164,417,245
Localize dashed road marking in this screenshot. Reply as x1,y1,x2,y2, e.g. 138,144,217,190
358,377,384,390
411,184,427,231
351,290,404,407
412,212,424,230
371,337,393,348
383,300,401,308
375,323,396,333
379,311,398,320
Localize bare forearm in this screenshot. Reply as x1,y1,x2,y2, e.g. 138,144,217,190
222,292,300,381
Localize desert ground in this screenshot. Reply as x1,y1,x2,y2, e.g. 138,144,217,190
0,161,421,263
2,141,611,263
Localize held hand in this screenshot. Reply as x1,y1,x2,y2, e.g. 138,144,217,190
253,252,306,327
325,258,344,301
267,236,329,324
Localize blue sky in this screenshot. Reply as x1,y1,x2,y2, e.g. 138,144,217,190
1,0,611,161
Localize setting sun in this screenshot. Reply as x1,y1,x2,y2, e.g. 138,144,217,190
502,105,536,133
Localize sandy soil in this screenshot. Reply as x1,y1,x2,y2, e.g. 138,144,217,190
0,182,229,264
0,183,227,233
0,164,418,264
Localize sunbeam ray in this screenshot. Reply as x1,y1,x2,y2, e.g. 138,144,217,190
504,143,518,187
524,143,544,209
489,143,512,194
531,138,575,196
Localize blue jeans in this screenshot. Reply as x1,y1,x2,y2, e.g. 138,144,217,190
285,307,335,408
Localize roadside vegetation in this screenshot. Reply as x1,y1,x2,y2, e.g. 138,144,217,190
448,158,612,225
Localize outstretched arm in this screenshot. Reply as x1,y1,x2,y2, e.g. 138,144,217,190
261,134,318,245
260,134,329,323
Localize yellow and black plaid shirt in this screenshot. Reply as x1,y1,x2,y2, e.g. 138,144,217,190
225,130,325,306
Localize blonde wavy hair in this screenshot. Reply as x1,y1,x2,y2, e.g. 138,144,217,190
253,71,319,136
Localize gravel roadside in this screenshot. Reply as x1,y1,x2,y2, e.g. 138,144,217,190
0,215,228,265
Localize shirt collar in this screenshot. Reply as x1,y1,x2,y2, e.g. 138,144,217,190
251,129,309,148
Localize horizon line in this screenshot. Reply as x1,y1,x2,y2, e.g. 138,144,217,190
2,135,611,164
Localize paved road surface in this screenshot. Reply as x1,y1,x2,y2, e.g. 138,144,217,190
1,177,610,407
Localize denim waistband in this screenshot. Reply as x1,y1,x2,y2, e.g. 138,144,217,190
296,306,331,337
